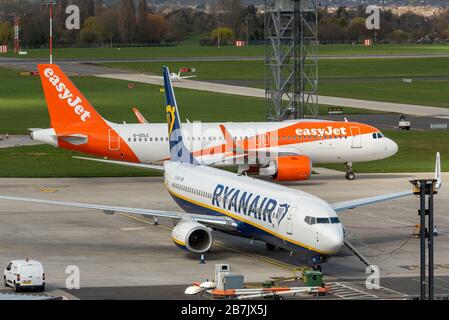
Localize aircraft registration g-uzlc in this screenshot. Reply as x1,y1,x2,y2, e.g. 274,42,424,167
30,63,398,181
0,67,441,262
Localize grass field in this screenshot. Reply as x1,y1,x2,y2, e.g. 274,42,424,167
322,130,449,173
0,67,381,135
100,57,449,80
1,129,447,177
102,57,449,108
0,145,161,178
320,80,449,108
4,43,449,59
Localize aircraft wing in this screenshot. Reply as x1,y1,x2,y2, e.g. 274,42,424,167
73,156,165,171
331,190,413,212
219,124,302,157
0,195,238,230
331,152,441,213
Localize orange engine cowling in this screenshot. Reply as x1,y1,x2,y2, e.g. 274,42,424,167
274,155,312,181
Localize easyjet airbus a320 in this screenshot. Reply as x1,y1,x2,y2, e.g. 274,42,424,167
30,64,398,181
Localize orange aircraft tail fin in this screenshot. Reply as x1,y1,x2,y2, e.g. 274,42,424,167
38,64,105,132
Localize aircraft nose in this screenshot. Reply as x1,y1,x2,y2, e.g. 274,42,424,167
321,225,344,254
385,138,398,156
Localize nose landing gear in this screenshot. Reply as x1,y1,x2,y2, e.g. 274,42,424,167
344,162,355,180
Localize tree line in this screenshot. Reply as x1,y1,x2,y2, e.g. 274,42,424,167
1,0,449,47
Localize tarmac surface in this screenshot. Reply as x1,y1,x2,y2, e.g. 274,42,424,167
0,169,448,299
322,113,449,131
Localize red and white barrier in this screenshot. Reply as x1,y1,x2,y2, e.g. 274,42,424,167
0,45,7,54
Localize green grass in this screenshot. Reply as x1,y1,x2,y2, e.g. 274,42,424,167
4,43,449,59
1,130,447,177
322,130,449,173
0,66,381,135
0,144,162,177
319,80,449,108
99,58,449,108
100,57,449,80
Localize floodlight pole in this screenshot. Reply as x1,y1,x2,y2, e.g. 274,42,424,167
410,179,437,300
419,181,426,300
428,182,434,300
42,1,56,64
50,2,53,64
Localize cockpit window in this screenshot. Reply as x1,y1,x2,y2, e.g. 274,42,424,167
373,132,384,139
305,216,340,225
304,216,316,225
316,218,330,224
330,217,340,224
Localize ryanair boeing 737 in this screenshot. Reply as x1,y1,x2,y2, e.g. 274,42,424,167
0,67,441,261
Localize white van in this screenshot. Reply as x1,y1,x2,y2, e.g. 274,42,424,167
3,259,45,292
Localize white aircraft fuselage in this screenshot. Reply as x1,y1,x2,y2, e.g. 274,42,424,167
164,160,344,255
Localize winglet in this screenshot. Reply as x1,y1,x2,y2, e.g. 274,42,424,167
219,124,235,152
132,107,148,124
162,66,198,164
435,152,441,189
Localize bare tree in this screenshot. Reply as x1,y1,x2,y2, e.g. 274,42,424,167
118,0,135,43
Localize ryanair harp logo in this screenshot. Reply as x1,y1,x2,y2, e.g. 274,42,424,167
166,105,175,135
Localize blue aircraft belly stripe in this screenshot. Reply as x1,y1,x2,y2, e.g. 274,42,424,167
166,187,327,255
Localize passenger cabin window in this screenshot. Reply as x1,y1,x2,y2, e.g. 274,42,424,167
6,262,12,271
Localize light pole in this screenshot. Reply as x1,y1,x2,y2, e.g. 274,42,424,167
42,1,57,64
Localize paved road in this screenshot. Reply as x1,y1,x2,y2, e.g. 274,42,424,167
323,113,449,131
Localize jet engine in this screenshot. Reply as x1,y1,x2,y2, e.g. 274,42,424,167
259,155,312,181
171,220,213,253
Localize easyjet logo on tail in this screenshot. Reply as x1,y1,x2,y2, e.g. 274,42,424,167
43,67,91,122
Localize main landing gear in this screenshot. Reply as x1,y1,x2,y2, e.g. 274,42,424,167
345,162,355,180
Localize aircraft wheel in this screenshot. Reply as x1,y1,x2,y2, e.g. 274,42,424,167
345,173,355,180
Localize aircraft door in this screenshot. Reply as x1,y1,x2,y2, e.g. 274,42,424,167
350,126,362,148
286,207,297,235
108,129,121,151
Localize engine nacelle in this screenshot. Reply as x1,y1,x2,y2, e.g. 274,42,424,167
260,155,312,181
171,220,213,253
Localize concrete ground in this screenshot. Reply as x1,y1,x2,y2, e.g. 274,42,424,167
322,113,449,131
0,169,447,299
